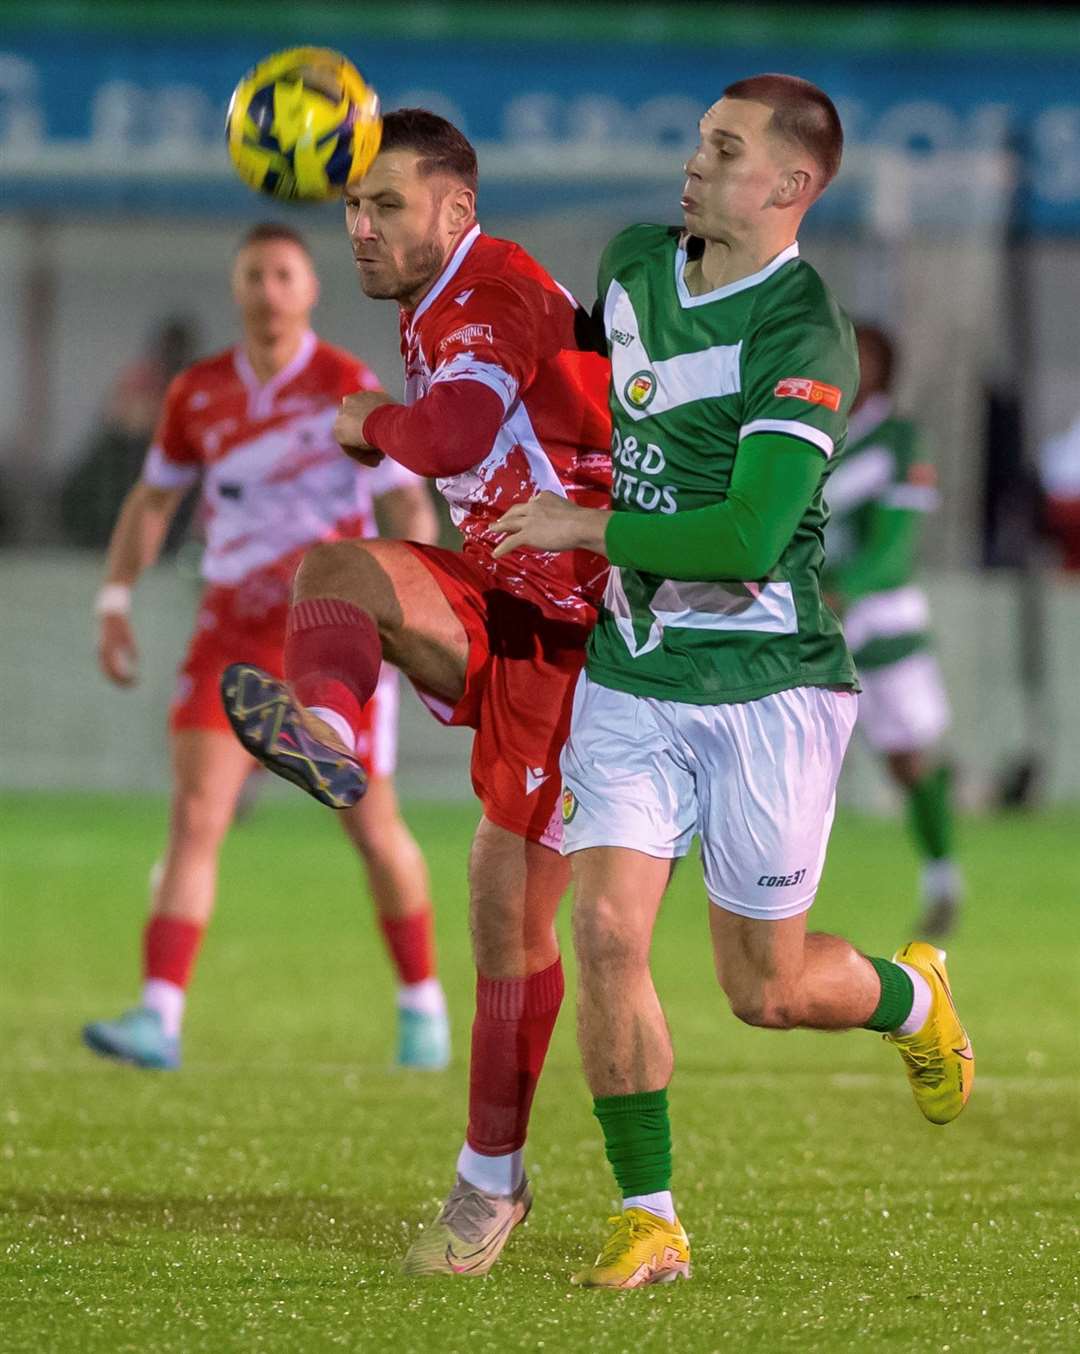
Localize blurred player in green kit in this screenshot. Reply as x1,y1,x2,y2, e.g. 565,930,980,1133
824,324,963,938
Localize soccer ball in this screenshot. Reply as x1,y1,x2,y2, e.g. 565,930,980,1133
225,46,382,202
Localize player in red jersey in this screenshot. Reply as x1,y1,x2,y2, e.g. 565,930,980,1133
83,223,449,1073
221,112,612,1274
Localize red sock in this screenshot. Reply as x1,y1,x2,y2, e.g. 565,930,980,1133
378,908,436,986
283,597,382,740
143,916,204,989
466,957,565,1156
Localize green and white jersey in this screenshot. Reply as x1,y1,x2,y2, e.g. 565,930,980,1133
587,224,859,705
824,393,939,670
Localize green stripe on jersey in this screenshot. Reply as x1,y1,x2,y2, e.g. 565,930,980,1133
587,224,858,705
854,630,931,670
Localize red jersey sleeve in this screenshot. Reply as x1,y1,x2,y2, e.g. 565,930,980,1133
141,373,201,490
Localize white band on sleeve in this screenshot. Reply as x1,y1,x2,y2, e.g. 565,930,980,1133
142,443,200,491
740,418,835,458
429,354,519,412
94,583,132,617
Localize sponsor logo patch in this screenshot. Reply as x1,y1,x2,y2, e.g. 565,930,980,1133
438,322,493,353
624,370,656,409
756,868,807,888
561,787,579,823
773,377,842,411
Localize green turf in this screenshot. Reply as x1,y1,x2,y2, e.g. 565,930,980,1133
1,794,1077,1353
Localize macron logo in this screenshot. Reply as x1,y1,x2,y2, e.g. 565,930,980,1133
525,766,549,795
454,289,474,307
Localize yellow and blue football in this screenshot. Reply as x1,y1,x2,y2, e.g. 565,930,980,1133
225,47,382,202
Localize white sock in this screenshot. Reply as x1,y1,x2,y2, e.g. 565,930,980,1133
308,705,356,754
397,977,447,1018
894,964,933,1035
456,1143,524,1196
141,978,185,1040
922,858,963,904
624,1190,676,1223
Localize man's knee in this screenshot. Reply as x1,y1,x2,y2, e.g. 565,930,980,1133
296,539,376,601
573,893,649,973
723,979,802,1029
171,787,232,850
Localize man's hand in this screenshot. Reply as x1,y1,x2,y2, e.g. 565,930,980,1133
492,491,610,559
98,613,139,686
334,390,397,466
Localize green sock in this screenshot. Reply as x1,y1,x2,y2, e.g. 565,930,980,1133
863,957,915,1032
593,1088,672,1197
906,764,954,861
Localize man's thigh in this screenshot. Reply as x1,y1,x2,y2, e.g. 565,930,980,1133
857,651,950,754
560,673,698,861
690,686,857,922
299,538,473,705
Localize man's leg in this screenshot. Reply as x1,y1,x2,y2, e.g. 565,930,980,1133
860,654,962,937
886,749,962,938
569,845,691,1288
402,818,569,1277
338,775,449,1069
221,540,470,807
83,730,253,1068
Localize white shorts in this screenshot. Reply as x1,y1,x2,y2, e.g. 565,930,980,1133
560,674,857,922
856,650,950,754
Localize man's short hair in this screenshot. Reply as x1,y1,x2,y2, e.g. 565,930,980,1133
237,222,312,256
855,323,896,394
723,73,843,191
379,108,479,195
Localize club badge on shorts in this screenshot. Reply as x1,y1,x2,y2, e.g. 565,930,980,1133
561,787,579,823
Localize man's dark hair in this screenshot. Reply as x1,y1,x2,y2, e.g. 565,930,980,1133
379,108,479,195
855,323,896,394
722,73,843,191
237,222,312,256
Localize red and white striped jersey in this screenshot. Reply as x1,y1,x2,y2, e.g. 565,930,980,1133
399,226,612,621
142,331,418,588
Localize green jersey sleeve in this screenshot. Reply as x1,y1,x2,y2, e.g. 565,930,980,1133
740,307,859,460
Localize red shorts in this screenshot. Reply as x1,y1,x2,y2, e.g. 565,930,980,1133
404,543,593,848
169,584,398,777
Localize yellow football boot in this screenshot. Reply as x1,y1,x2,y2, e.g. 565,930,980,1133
886,941,974,1125
571,1208,690,1288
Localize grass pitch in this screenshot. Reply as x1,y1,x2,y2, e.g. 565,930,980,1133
1,793,1077,1353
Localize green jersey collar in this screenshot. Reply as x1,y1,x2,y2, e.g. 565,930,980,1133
674,239,799,309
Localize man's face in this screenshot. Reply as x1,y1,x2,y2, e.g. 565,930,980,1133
231,240,318,337
344,150,467,304
681,98,804,242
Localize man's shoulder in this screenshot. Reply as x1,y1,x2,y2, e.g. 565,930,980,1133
760,257,852,332
166,349,238,408
309,338,377,386
462,232,570,302
600,224,677,282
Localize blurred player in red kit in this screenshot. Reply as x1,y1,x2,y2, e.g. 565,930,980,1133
83,223,449,1072
221,112,611,1274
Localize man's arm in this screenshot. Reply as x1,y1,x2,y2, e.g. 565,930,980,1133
493,432,824,580
830,503,922,604
375,482,441,547
97,480,188,686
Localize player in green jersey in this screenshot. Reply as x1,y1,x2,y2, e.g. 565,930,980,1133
495,74,974,1288
824,324,963,938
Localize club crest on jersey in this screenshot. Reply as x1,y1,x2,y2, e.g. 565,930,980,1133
774,377,842,411
438,323,493,353
561,787,579,823
624,370,656,410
